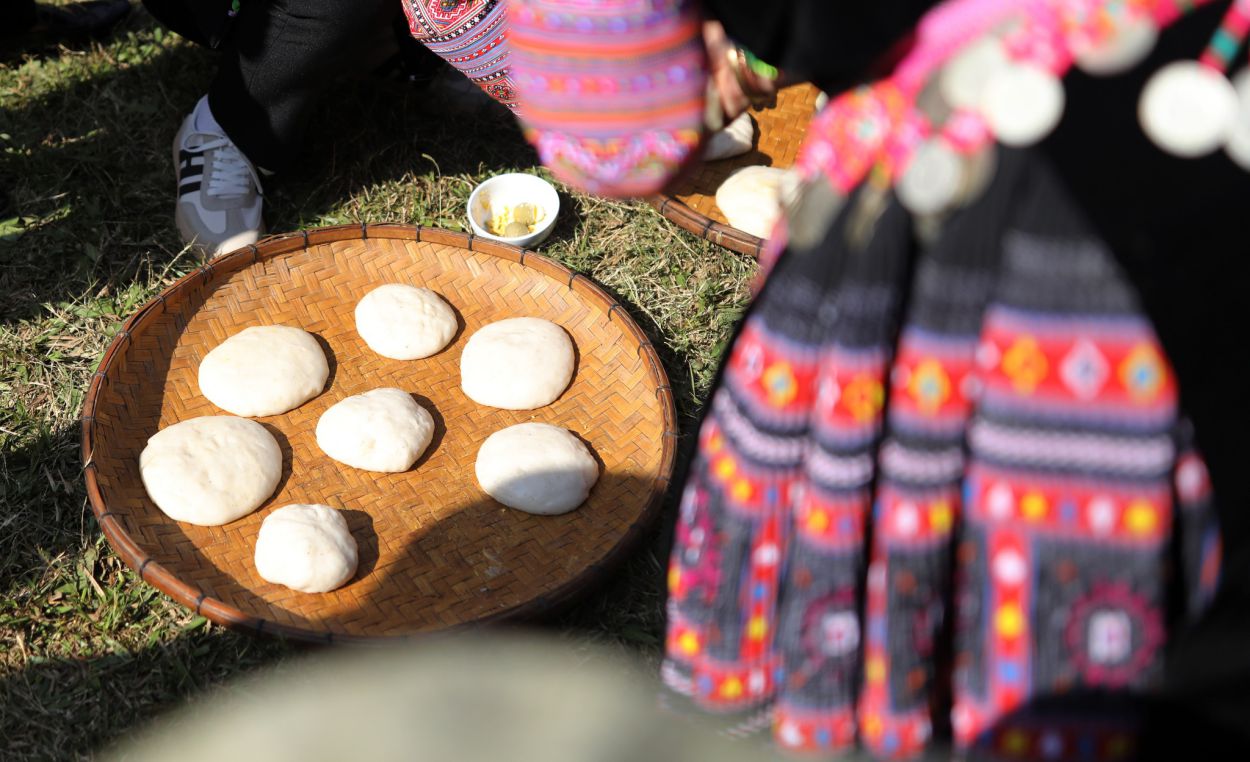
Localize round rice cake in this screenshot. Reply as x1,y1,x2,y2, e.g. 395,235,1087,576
315,388,435,473
355,284,458,360
460,318,574,410
254,504,358,593
475,422,599,515
198,325,328,417
139,415,282,526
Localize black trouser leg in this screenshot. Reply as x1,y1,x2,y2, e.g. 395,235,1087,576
2,0,39,33
141,0,210,46
205,0,393,173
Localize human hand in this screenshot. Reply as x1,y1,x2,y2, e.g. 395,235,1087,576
702,20,779,124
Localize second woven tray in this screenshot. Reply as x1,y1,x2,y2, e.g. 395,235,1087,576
651,83,822,257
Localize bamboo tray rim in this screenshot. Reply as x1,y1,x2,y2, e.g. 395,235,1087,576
648,194,767,258
80,224,678,644
651,83,822,258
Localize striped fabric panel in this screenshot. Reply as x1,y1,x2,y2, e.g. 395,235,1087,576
403,0,519,109
508,0,706,196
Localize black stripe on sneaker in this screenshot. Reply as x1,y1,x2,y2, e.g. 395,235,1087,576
179,163,203,179
178,150,205,174
179,181,201,197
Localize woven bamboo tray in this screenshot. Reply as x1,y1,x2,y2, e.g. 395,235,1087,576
81,225,677,643
651,83,822,257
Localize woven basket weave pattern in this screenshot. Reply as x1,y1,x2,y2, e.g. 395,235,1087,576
82,225,675,642
653,83,821,256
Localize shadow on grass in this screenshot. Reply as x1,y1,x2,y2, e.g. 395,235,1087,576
11,415,1250,759
2,376,680,753
0,419,294,760
0,623,289,761
0,7,536,328
0,3,151,68
538,189,588,250
12,452,1250,758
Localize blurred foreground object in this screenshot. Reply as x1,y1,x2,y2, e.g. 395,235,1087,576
658,0,1245,759
702,20,778,120
509,0,708,197
101,633,775,762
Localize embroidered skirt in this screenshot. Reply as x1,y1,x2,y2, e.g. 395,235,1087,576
661,142,1222,759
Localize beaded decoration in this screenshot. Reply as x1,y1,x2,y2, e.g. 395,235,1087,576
1139,0,1250,156
788,0,1245,221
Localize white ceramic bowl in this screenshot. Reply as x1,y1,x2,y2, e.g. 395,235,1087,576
467,173,560,248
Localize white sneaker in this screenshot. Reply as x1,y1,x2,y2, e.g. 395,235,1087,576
172,98,265,257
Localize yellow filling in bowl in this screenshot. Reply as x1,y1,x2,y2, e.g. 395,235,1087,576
485,200,546,238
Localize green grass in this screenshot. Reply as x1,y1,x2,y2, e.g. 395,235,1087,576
0,9,754,760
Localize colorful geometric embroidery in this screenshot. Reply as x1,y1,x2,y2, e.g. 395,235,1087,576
978,316,1179,417
1118,343,1167,403
1060,338,1111,400
794,82,909,192
762,363,799,407
842,373,885,422
907,358,952,414
1001,335,1049,394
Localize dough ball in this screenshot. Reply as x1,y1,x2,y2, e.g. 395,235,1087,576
475,423,599,515
460,318,574,410
703,112,755,160
254,504,358,593
139,416,282,526
315,388,435,473
198,325,329,417
715,166,799,239
355,284,458,360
